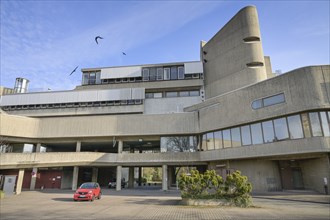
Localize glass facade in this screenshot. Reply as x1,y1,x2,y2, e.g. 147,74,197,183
200,111,330,151
252,93,285,110
161,136,197,152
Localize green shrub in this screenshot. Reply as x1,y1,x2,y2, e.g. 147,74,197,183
178,169,253,207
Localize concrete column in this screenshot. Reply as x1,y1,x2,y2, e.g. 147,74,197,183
118,140,123,154
128,167,134,188
162,164,168,191
35,143,41,152
76,141,81,152
116,165,122,191
30,167,38,190
72,166,79,190
16,169,25,195
138,167,142,186
92,167,98,182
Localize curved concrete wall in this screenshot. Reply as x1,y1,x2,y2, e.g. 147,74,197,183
202,6,267,99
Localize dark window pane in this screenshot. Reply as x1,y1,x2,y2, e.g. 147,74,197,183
170,66,178,80
223,129,231,148
142,69,149,81
262,120,275,143
309,112,322,136
179,91,189,97
320,112,330,136
189,91,200,96
149,68,157,81
166,92,178,98
252,99,262,109
157,68,163,80
214,131,223,149
263,93,285,107
231,127,241,147
241,125,251,146
274,118,289,140
145,93,153,98
164,68,170,80
287,115,304,139
178,66,184,79
251,123,263,144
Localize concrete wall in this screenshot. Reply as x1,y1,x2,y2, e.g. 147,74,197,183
300,155,330,193
144,97,201,114
186,65,330,133
202,6,267,99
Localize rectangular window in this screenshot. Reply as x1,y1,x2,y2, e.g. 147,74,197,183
320,112,330,136
251,99,262,109
263,93,285,107
142,69,149,81
301,113,311,138
145,93,153,98
157,68,163,80
287,115,304,139
214,131,223,149
166,92,178,98
149,68,157,81
241,125,252,146
179,91,189,97
206,132,215,150
153,92,162,98
170,66,178,80
164,68,170,80
231,127,241,147
82,73,89,85
251,123,263,144
189,91,200,96
262,120,275,143
202,134,207,151
178,66,184,79
309,112,322,136
223,129,231,148
273,118,289,140
95,72,101,84
89,73,96,84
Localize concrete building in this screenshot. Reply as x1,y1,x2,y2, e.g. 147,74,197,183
0,6,329,194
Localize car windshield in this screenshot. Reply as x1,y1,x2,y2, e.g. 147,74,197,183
80,183,95,189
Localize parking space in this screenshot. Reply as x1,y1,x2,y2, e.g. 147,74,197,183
0,189,329,220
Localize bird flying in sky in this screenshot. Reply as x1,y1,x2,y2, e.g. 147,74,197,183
122,52,126,55
69,66,79,75
95,36,103,44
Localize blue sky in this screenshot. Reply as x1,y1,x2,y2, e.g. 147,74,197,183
1,0,329,91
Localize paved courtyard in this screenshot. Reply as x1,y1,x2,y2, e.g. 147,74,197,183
0,189,329,220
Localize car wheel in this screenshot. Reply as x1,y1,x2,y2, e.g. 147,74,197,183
90,195,95,202
74,199,77,202
98,193,102,200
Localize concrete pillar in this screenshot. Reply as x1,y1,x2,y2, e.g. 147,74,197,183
138,167,142,186
72,166,79,190
76,141,81,152
162,164,168,191
16,169,25,195
30,167,38,190
92,167,98,182
116,165,122,191
35,143,41,152
128,167,134,188
118,140,123,154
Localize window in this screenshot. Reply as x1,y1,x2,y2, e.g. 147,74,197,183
252,93,285,109
164,68,170,80
273,118,289,140
166,92,178,98
231,127,241,147
145,93,153,98
157,68,163,80
179,91,189,97
287,115,304,139
214,131,223,149
206,132,215,150
189,91,200,96
320,112,330,136
170,66,178,80
82,73,89,85
241,125,252,146
251,123,263,144
309,112,322,136
95,72,101,84
263,93,285,107
149,68,156,81
223,129,231,148
202,134,207,151
142,69,149,81
262,120,275,143
89,73,96,84
178,66,184,79
153,93,162,98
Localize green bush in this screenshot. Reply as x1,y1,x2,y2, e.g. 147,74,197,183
178,169,252,207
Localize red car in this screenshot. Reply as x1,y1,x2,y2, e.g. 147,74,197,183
73,182,102,202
